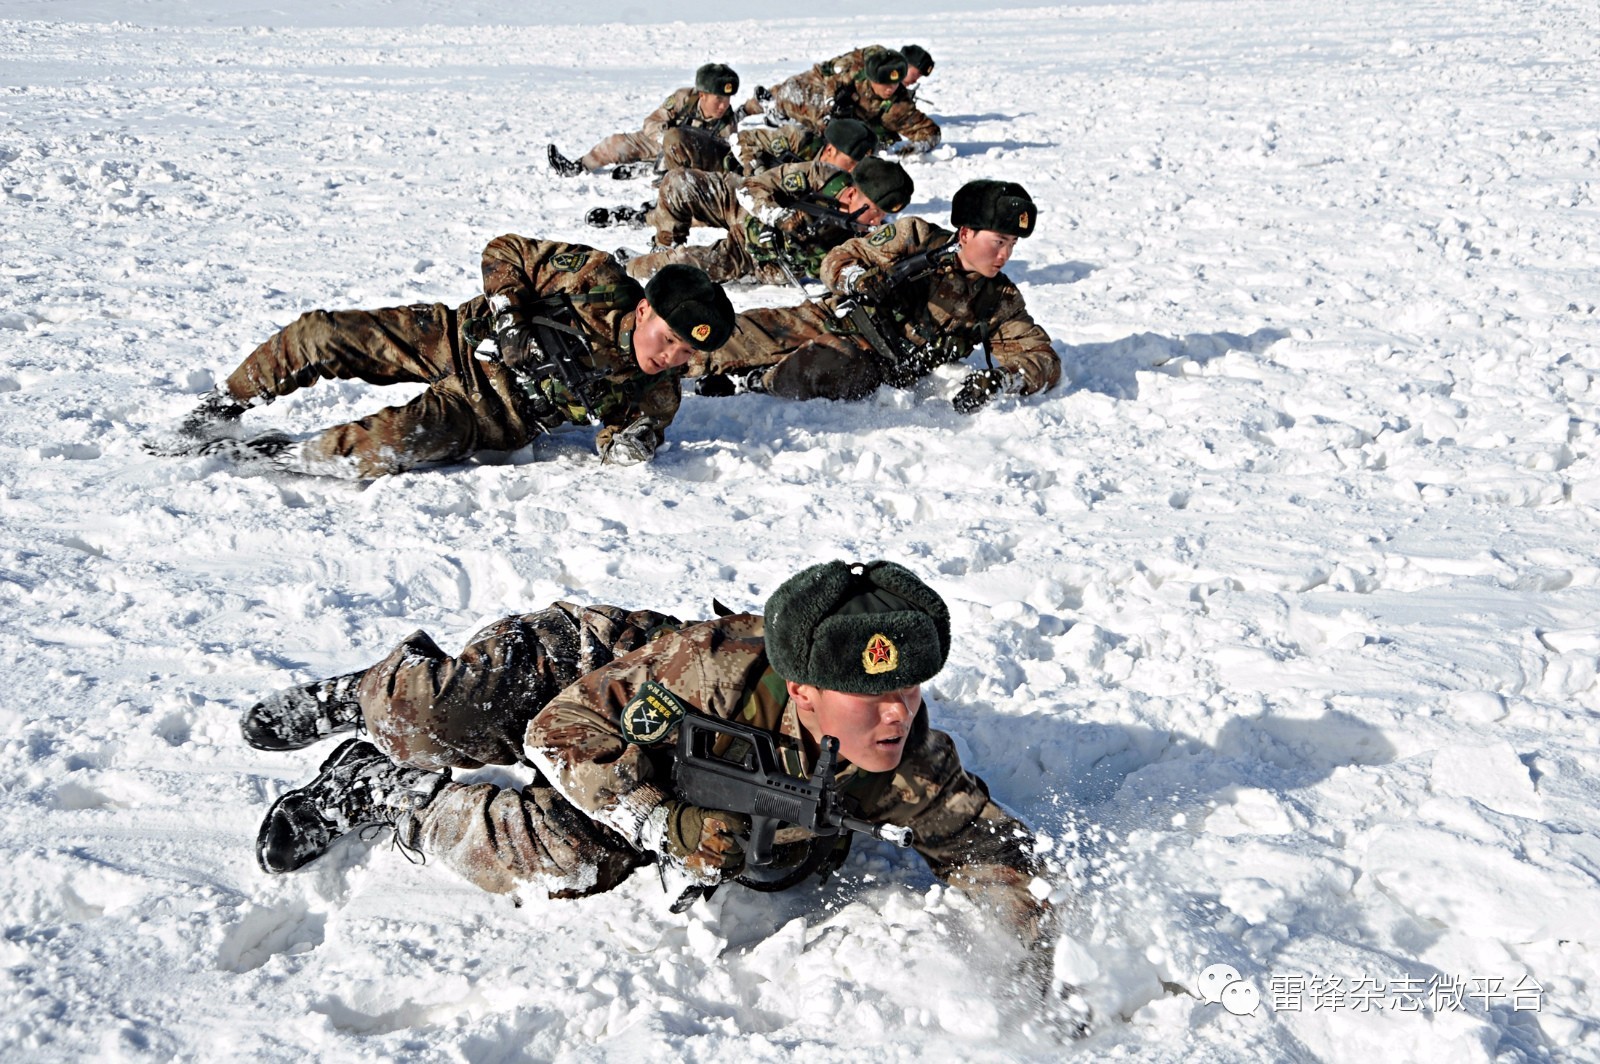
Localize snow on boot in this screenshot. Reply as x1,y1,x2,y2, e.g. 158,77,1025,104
178,387,251,439
610,161,657,181
547,144,585,177
256,738,447,874
696,367,769,397
194,431,298,467
241,671,365,751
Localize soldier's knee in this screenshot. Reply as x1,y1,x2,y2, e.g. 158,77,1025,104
766,345,884,401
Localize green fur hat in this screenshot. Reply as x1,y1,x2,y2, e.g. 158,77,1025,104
764,560,951,694
861,49,909,88
900,45,934,75
695,63,740,96
823,118,876,162
950,179,1037,238
849,157,914,213
643,264,735,351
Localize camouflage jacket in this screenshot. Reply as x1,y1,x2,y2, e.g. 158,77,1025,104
819,217,1060,395
524,613,1045,934
769,51,940,152
738,160,863,276
469,234,682,452
642,87,739,143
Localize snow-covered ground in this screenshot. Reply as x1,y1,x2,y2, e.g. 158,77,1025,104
3,0,1598,1059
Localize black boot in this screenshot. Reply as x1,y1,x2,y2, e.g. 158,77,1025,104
610,161,658,180
241,671,365,751
585,202,651,228
179,387,250,439
547,144,585,177
256,738,447,874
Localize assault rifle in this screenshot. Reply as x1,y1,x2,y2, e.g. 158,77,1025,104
772,189,874,239
672,710,912,888
520,294,602,423
836,240,967,386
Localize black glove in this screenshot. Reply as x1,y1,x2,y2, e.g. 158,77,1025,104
952,369,1012,414
599,417,658,465
492,307,538,371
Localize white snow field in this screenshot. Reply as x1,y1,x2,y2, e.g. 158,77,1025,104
3,0,1599,1059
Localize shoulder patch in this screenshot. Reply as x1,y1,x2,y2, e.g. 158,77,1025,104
621,680,691,745
781,171,807,193
867,223,897,246
551,251,587,272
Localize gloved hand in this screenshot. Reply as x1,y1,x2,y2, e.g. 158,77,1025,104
952,368,1018,414
492,307,538,371
599,417,658,465
661,800,750,880
837,264,894,302
743,217,785,266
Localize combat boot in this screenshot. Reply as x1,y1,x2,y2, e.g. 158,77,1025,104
241,670,365,751
547,144,585,178
178,387,251,439
695,367,769,397
585,202,652,228
256,738,447,874
610,161,658,181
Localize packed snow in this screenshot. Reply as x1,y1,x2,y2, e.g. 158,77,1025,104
3,0,1598,1059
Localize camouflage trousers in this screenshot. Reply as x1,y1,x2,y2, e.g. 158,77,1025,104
625,170,787,286
356,603,680,897
581,126,734,174
695,301,889,401
225,304,537,477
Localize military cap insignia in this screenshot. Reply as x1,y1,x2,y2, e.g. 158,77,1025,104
867,223,897,246
723,81,735,94
691,323,712,342
621,680,691,744
1019,212,1030,229
552,252,586,272
889,71,901,82
781,172,807,193
862,633,899,675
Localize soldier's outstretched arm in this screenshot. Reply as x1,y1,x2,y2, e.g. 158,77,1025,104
986,286,1060,395
819,216,949,297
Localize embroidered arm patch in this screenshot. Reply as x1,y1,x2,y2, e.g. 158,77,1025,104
621,679,692,744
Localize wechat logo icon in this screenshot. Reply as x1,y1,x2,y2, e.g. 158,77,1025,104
1199,962,1261,1016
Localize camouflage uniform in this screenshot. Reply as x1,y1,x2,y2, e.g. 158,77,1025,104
582,88,739,173
745,46,940,154
735,122,825,173
222,236,681,477
358,609,1043,933
699,217,1059,401
627,159,857,285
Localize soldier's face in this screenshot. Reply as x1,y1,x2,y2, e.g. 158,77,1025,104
869,80,899,99
904,67,924,87
698,93,732,120
956,227,1019,278
632,299,699,374
787,681,921,773
838,186,888,227
818,145,858,172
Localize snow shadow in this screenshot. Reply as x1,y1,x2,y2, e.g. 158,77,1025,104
1007,259,1099,285
1063,326,1293,400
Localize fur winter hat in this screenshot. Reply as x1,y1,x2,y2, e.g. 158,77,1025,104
695,63,740,96
823,118,877,162
950,179,1037,238
899,45,934,75
644,264,735,351
764,560,951,694
850,157,914,213
861,50,909,88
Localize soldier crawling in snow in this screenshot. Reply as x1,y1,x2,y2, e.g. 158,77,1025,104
245,561,1056,962
549,63,744,181
608,156,914,288
732,114,878,178
691,179,1059,413
740,46,940,157
168,238,734,477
